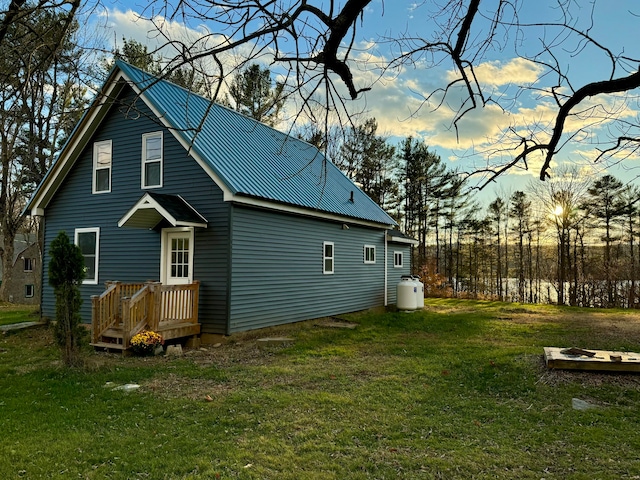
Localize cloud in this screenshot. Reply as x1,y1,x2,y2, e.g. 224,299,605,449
96,8,191,53
447,58,545,88
93,8,256,74
328,46,640,191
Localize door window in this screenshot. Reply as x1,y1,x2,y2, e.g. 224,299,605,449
163,229,193,285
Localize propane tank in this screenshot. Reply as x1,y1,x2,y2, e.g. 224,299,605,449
397,276,418,311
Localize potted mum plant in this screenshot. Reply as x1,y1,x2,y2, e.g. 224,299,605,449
130,331,164,356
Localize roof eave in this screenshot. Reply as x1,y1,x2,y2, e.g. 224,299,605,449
389,235,419,246
230,193,396,229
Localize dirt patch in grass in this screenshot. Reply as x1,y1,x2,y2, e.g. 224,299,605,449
142,373,233,400
191,340,286,368
498,306,539,315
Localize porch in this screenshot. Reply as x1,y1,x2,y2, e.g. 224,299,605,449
90,280,201,351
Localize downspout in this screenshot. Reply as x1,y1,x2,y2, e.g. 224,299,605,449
226,204,233,335
384,229,388,306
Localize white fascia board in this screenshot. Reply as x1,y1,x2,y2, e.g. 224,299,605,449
117,195,169,228
174,221,209,228
389,235,419,246
29,75,126,215
230,195,394,230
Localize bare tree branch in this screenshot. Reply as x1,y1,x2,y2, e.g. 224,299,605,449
540,69,640,180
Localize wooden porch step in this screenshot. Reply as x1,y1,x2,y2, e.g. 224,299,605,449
91,341,126,351
102,327,124,339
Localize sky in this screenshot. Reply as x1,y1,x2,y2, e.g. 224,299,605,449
85,0,640,204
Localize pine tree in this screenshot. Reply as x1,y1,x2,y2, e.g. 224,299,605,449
49,231,86,366
488,197,506,300
336,118,398,212
509,191,532,302
582,175,626,307
227,63,286,126
400,137,448,269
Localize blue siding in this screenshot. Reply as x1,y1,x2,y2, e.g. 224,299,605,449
42,85,230,334
386,243,412,305
228,206,393,332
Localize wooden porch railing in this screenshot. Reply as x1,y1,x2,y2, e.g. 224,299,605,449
91,281,200,349
160,282,200,324
91,281,146,345
122,283,158,350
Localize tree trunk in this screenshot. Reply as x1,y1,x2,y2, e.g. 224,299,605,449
0,235,15,301
629,216,636,308
503,221,509,301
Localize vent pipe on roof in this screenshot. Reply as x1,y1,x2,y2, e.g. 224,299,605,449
349,190,354,202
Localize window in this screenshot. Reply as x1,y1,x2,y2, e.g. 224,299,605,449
170,236,190,279
23,257,34,272
93,140,112,193
25,284,34,298
323,241,334,274
142,132,163,188
394,251,403,268
75,228,100,284
364,245,376,264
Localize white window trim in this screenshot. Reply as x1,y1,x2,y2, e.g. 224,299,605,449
25,284,35,298
394,251,403,269
92,140,112,194
141,131,163,189
364,245,376,264
160,227,194,284
75,227,100,284
323,241,334,275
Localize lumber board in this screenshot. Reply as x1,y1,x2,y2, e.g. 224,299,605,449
544,347,640,372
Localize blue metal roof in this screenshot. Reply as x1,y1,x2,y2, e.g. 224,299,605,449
117,60,396,226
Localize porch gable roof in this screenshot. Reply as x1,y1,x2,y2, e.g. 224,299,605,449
118,193,208,229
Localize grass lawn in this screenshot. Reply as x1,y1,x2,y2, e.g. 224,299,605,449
0,303,40,326
2,299,640,479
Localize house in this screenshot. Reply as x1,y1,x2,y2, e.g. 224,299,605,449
0,235,41,305
26,60,416,347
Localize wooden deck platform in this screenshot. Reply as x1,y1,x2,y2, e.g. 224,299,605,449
91,280,200,352
544,347,640,373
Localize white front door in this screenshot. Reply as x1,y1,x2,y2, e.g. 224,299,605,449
161,228,194,285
